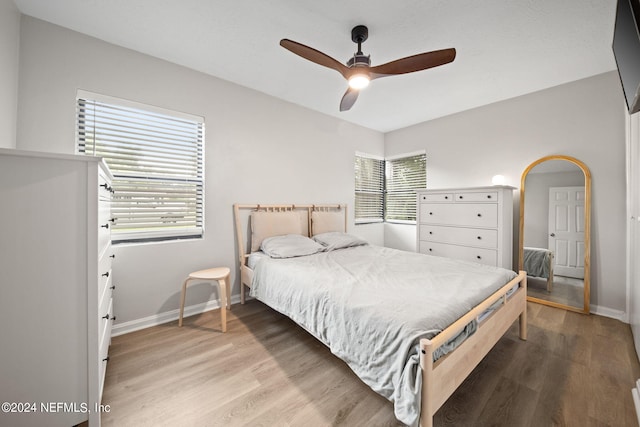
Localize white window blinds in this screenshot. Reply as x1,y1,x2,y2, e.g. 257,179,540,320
77,92,204,242
354,154,384,222
354,152,426,223
385,153,426,222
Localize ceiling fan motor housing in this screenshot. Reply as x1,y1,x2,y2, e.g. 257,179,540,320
347,54,370,68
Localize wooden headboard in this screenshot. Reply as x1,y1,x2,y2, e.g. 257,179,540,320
232,203,346,303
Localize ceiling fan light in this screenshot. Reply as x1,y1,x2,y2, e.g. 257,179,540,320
348,74,370,90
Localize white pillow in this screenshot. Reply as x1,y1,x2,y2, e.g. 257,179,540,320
312,232,368,251
261,234,325,259
311,210,345,235
251,211,304,252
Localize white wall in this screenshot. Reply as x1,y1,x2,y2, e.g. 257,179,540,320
384,72,627,316
0,0,20,149
16,17,384,329
13,15,629,324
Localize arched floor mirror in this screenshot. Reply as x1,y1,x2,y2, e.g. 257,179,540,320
519,155,591,314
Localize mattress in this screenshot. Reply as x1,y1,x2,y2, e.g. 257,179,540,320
248,250,269,270
249,244,516,426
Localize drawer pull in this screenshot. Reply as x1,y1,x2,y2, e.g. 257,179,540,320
428,248,433,252
109,218,116,223
102,271,109,277
487,195,492,199
444,196,449,199
101,223,109,229
109,254,115,259
110,284,116,290
429,231,433,235
100,183,111,191
111,316,117,322
477,213,482,217
102,313,110,320
458,196,463,199
429,212,433,215
103,356,110,362
477,236,482,240
477,255,482,259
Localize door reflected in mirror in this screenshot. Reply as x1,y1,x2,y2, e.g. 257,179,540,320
519,155,591,313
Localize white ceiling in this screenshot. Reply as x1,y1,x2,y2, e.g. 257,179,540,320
13,0,619,133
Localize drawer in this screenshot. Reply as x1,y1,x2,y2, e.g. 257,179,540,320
98,200,111,251
98,269,113,303
99,274,113,328
98,198,111,223
419,225,498,248
454,191,498,202
419,203,498,228
419,241,498,266
98,297,113,403
98,348,108,404
99,242,114,274
99,297,113,349
418,193,454,203
98,170,112,201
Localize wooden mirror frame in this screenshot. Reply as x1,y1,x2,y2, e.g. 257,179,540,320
518,155,591,314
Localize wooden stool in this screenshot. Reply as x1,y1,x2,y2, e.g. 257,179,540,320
179,267,231,332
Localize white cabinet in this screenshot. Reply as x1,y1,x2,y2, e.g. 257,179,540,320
0,149,114,427
97,167,114,406
627,111,640,362
417,186,515,269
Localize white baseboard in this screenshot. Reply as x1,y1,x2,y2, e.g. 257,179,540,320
111,294,243,337
590,304,628,323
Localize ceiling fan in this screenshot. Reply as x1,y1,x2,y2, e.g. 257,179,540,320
280,25,456,111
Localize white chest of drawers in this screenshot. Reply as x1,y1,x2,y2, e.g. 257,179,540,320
416,186,515,269
0,149,114,427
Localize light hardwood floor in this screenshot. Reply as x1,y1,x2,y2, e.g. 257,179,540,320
102,301,640,427
527,275,585,310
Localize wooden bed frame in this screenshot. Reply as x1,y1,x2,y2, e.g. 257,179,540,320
233,203,527,427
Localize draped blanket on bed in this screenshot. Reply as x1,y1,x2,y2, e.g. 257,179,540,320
523,247,552,278
250,244,516,426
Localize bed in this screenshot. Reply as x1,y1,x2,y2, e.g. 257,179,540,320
233,203,527,427
523,247,554,292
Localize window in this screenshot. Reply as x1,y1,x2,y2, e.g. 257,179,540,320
354,152,426,223
385,153,427,222
354,154,384,222
77,91,204,243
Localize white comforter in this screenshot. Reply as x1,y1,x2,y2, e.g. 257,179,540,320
250,244,516,426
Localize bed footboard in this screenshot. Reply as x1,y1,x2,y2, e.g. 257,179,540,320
546,252,555,292
419,271,527,427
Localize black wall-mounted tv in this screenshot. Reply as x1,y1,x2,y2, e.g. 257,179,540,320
613,0,640,114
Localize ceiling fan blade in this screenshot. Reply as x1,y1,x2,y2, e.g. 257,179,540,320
369,48,456,79
280,39,350,79
340,87,359,111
